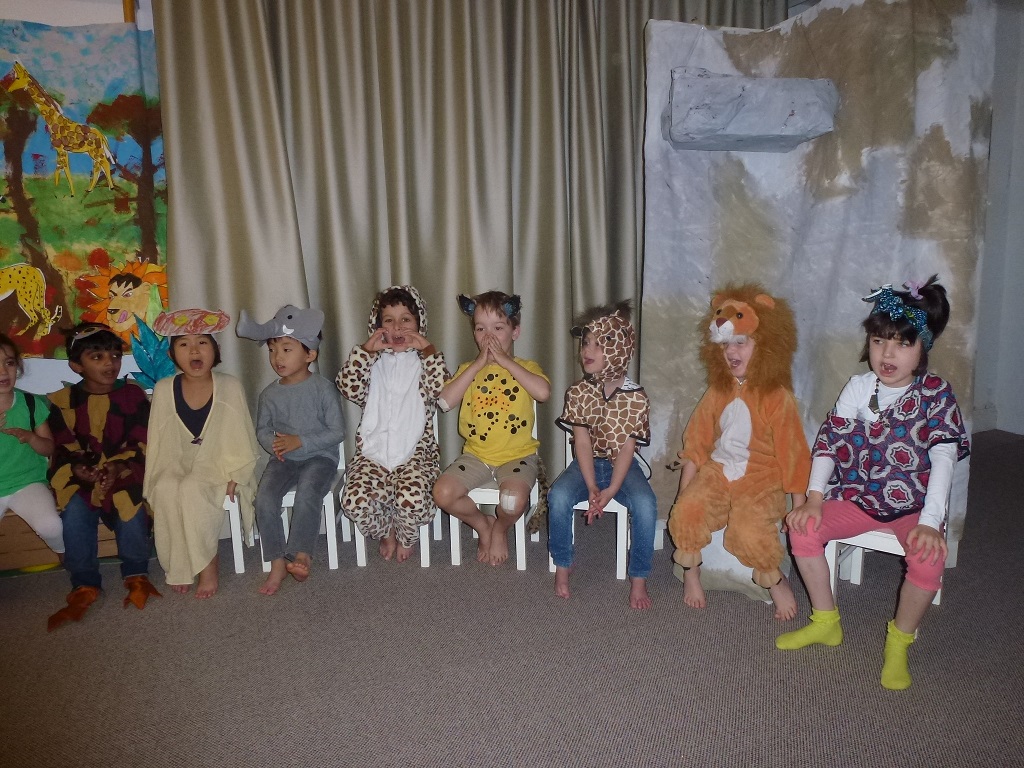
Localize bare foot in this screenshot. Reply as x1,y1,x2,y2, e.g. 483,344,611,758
475,517,495,562
682,566,706,609
286,552,311,583
259,559,288,595
379,531,397,561
171,584,191,595
396,542,415,563
554,565,572,599
488,527,509,566
768,574,798,621
629,577,652,610
195,556,219,599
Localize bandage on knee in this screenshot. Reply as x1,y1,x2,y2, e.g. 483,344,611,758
499,489,519,515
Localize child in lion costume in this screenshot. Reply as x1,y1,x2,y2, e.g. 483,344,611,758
668,285,811,620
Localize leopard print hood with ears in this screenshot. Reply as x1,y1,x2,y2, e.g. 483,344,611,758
367,285,429,337
578,303,635,383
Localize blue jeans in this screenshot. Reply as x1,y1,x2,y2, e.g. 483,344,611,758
61,494,151,589
255,455,337,561
547,457,658,578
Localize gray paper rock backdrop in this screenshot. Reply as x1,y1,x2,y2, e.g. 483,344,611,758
640,0,993,598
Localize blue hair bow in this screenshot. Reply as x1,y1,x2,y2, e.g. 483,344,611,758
862,284,934,350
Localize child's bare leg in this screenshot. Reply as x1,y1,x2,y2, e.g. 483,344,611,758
682,565,706,609
768,574,798,621
195,554,219,599
434,477,493,561
793,554,836,611
488,483,529,566
554,565,572,599
379,529,398,560
259,557,288,595
286,551,311,582
629,577,652,610
893,580,936,634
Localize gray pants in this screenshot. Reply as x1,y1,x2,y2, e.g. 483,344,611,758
255,455,337,561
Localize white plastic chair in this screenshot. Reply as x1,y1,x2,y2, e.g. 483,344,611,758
225,447,345,574
448,405,541,570
823,494,951,606
550,435,666,580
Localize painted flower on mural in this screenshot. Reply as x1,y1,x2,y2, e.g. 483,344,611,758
76,249,168,343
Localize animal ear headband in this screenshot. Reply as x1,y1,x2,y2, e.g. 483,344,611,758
236,305,324,350
457,294,522,320
862,283,934,351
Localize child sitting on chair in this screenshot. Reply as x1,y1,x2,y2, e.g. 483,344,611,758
776,276,970,691
433,291,550,566
145,309,260,599
667,285,810,621
46,323,157,631
548,301,657,609
238,305,346,593
338,286,447,563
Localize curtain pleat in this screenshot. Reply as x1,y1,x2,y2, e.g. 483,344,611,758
154,0,784,466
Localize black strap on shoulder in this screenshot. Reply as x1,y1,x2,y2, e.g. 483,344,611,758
23,392,37,432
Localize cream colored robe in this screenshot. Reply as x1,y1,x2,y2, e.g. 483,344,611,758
145,372,259,585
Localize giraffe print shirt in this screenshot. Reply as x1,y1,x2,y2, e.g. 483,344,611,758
557,377,650,461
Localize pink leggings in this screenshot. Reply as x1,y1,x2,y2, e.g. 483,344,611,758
788,500,944,592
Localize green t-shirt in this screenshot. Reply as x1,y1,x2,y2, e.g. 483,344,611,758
0,390,50,497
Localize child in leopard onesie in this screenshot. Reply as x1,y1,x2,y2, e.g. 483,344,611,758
337,286,448,563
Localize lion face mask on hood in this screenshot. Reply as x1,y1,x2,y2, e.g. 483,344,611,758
700,284,797,394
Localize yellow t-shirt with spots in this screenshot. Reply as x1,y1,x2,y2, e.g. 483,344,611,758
453,359,547,466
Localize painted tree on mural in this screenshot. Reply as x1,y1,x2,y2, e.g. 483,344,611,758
88,94,163,263
0,79,69,349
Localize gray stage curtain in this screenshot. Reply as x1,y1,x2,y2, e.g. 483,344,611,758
153,0,785,467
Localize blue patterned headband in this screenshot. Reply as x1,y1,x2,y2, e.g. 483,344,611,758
862,284,934,350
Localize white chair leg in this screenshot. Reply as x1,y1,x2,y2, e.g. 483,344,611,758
419,524,431,567
225,498,245,574
615,508,628,581
354,528,368,567
514,514,526,571
449,513,462,565
433,512,443,541
339,512,353,543
847,547,866,585
654,519,666,550
324,495,339,570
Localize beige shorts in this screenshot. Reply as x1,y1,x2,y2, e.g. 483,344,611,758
441,452,540,492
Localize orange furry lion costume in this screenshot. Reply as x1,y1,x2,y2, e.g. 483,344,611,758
668,285,811,588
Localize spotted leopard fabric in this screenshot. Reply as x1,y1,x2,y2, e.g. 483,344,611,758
336,286,449,545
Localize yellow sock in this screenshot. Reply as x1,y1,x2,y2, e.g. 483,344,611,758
880,620,915,690
775,607,843,650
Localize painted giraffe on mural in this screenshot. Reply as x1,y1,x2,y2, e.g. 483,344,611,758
5,61,115,197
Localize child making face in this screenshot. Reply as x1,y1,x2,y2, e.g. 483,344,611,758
338,286,447,563
433,291,550,567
